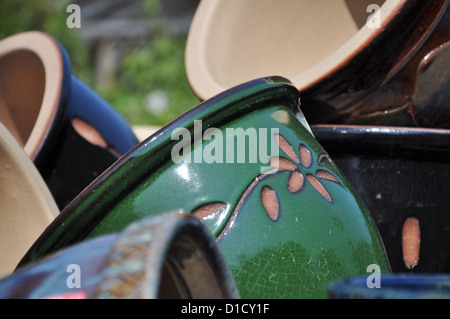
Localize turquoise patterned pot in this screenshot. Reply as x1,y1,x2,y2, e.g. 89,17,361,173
20,77,391,298
1,212,238,299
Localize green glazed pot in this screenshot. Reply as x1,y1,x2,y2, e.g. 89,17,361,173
20,77,390,298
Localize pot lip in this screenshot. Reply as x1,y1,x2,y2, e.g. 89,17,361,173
0,121,59,277
311,124,450,134
185,0,410,101
19,76,301,265
311,124,450,155
95,211,239,299
0,31,66,160
0,122,59,215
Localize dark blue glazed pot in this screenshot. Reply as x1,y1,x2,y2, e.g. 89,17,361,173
328,274,450,299
0,212,239,299
0,31,139,209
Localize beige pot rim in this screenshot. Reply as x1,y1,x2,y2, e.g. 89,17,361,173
0,122,59,278
0,31,65,160
185,0,406,100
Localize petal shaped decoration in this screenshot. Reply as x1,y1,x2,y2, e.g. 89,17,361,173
261,186,280,221
288,171,304,193
299,144,312,168
269,156,297,171
306,174,333,203
274,133,299,163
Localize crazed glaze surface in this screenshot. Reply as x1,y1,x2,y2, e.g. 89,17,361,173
21,77,390,298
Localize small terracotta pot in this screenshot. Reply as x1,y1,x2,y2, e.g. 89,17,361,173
312,124,450,274
0,31,139,209
20,77,390,298
186,0,450,128
0,122,59,279
328,274,450,299
0,212,239,299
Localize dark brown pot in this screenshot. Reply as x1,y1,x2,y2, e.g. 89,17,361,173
302,0,450,128
186,0,450,128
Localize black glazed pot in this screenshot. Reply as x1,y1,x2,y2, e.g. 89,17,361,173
312,124,450,273
0,31,139,209
0,212,239,299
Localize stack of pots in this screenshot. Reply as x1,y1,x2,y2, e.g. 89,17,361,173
0,0,449,299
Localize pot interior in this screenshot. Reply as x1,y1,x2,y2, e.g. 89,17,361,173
0,50,45,147
186,0,404,99
0,31,64,160
158,232,233,299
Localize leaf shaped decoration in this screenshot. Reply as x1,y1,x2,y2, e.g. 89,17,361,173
261,186,280,221
192,202,227,220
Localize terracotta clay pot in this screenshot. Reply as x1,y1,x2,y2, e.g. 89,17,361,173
0,212,239,299
0,122,59,279
0,31,139,209
19,77,390,299
186,0,450,128
312,124,450,274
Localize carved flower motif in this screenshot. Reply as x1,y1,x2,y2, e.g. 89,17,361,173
261,133,340,221
192,133,341,231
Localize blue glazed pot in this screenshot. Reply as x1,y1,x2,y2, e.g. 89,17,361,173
0,212,239,299
0,31,139,209
328,274,450,299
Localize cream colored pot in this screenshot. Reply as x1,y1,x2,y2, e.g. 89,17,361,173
0,122,58,278
185,0,407,100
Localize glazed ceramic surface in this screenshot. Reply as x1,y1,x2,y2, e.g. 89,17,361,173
328,274,450,299
21,77,390,298
39,75,139,209
302,0,450,128
0,212,238,299
0,122,59,279
0,31,139,209
186,0,450,128
313,125,450,274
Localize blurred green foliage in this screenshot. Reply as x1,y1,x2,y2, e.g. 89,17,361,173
100,35,200,126
0,0,91,78
0,0,200,127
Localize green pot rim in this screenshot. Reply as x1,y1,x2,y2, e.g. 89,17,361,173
19,76,301,266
